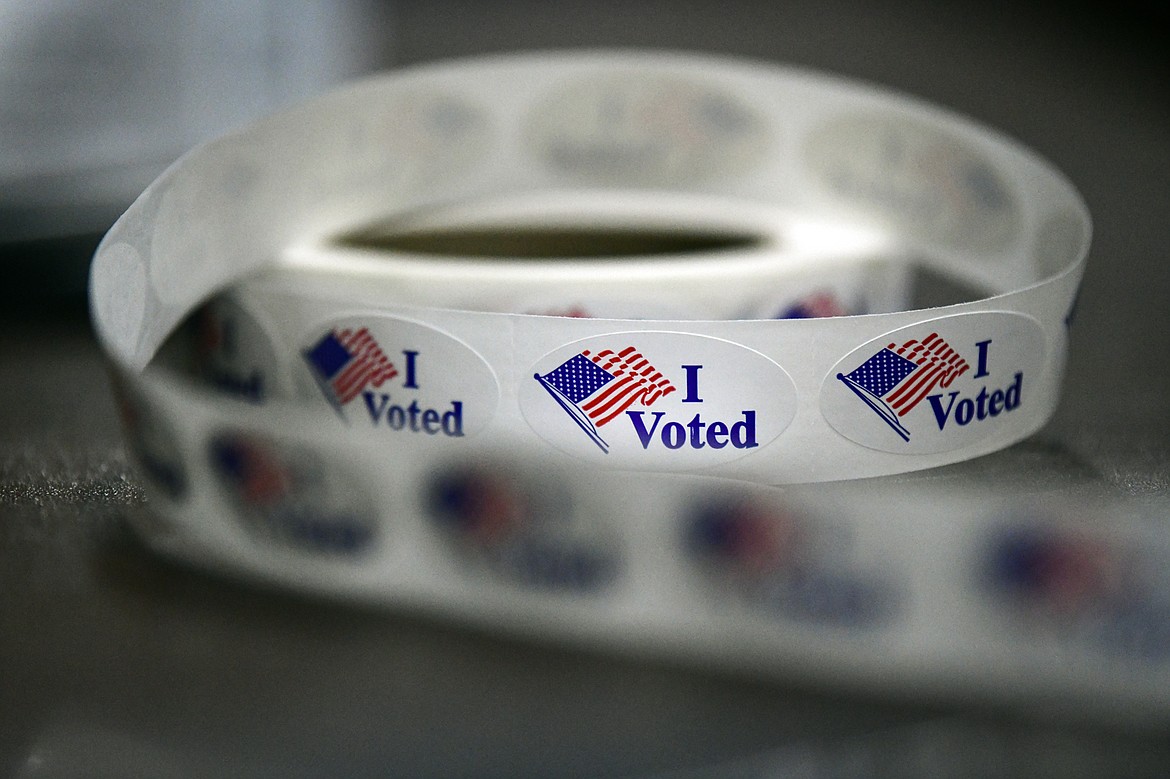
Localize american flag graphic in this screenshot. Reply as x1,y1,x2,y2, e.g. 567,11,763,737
535,346,676,453
430,469,525,544
211,436,291,506
689,499,799,576
837,332,970,441
779,291,848,319
304,328,398,407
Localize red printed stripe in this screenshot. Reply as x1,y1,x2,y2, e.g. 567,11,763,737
579,346,677,426
887,334,970,415
331,328,398,404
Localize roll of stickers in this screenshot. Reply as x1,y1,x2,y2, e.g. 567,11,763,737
93,53,1089,482
92,53,1170,718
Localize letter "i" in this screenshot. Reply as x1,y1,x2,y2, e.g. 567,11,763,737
681,364,703,403
403,350,420,389
973,340,991,379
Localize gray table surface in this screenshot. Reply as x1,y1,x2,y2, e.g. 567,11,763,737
2,1,1168,776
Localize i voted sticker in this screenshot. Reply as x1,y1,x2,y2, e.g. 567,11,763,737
208,431,378,558
802,113,1020,253
821,312,1045,454
527,73,771,185
522,333,796,469
297,316,499,438
192,295,281,403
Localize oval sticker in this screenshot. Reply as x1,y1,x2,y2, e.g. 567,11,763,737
191,293,282,403
821,312,1045,454
527,74,771,185
296,316,499,439
803,114,1020,254
208,430,379,559
521,332,796,469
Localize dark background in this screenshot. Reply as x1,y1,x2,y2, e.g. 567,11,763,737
2,1,1168,776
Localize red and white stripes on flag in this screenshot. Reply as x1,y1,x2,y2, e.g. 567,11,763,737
582,346,676,426
331,328,399,404
888,332,970,416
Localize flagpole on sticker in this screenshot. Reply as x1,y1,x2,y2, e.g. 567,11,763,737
837,372,912,442
306,349,349,422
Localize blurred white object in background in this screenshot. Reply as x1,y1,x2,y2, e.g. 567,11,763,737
0,0,388,240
